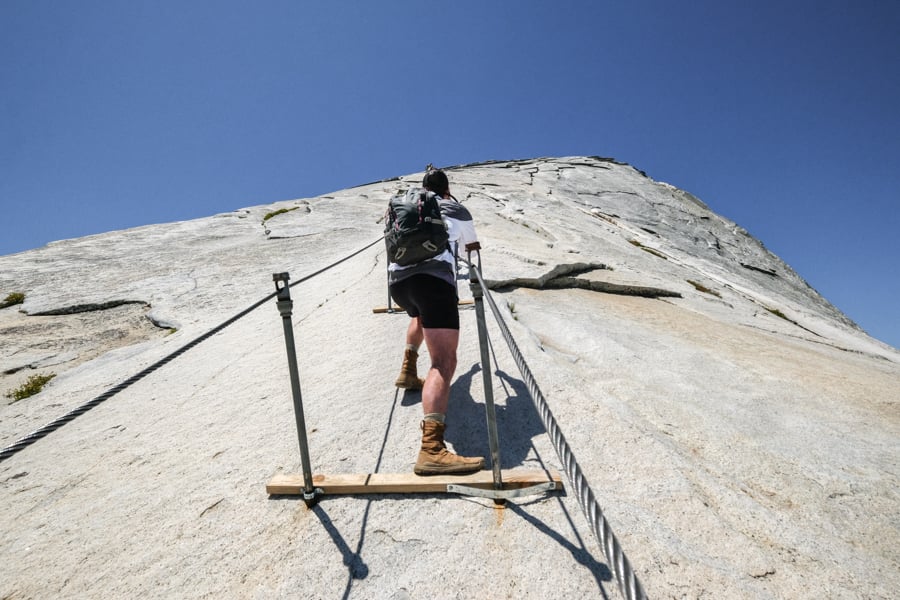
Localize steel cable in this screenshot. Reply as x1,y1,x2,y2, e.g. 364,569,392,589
0,236,384,463
469,263,647,600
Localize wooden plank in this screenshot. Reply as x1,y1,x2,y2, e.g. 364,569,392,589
266,469,563,496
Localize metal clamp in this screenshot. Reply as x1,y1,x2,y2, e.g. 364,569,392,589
447,481,557,500
303,487,325,507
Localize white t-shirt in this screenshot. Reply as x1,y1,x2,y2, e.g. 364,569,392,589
388,192,479,288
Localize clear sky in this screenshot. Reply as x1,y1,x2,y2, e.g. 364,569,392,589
2,1,898,349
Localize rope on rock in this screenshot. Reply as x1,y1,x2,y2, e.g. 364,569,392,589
469,262,648,600
0,236,384,464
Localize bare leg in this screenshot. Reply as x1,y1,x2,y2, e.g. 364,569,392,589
421,327,459,416
414,326,482,475
405,317,424,348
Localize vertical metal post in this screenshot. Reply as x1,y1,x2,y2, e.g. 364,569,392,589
468,252,505,503
273,272,319,507
387,280,396,313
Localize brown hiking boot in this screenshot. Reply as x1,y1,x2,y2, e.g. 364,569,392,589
414,420,484,476
395,348,425,390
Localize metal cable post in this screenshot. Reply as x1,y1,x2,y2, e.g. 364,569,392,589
467,263,648,600
467,249,504,502
273,272,320,507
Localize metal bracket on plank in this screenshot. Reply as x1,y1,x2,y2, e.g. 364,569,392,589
447,481,557,500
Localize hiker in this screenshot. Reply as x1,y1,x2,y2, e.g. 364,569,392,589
388,168,484,476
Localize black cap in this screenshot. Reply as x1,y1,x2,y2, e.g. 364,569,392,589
422,168,449,196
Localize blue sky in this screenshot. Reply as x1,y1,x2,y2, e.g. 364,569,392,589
2,1,898,348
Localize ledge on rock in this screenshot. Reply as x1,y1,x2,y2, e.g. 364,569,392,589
741,263,779,277
538,277,682,298
484,262,682,299
27,300,148,316
485,262,608,289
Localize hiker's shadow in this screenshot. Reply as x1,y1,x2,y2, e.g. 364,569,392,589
400,390,421,407
445,363,545,468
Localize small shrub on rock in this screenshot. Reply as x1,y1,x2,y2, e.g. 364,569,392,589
1,292,25,309
262,207,299,221
5,373,56,402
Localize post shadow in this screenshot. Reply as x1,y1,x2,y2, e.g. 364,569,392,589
505,499,613,596
304,387,404,599
312,503,369,583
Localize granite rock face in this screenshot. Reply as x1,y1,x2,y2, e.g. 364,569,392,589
1,157,897,599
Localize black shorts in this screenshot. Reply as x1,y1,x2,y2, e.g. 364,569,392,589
389,274,460,329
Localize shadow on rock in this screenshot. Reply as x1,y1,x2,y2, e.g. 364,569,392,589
310,504,369,599
506,501,613,596
400,388,421,407
444,363,546,469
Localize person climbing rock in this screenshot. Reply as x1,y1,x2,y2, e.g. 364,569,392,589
386,167,484,475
